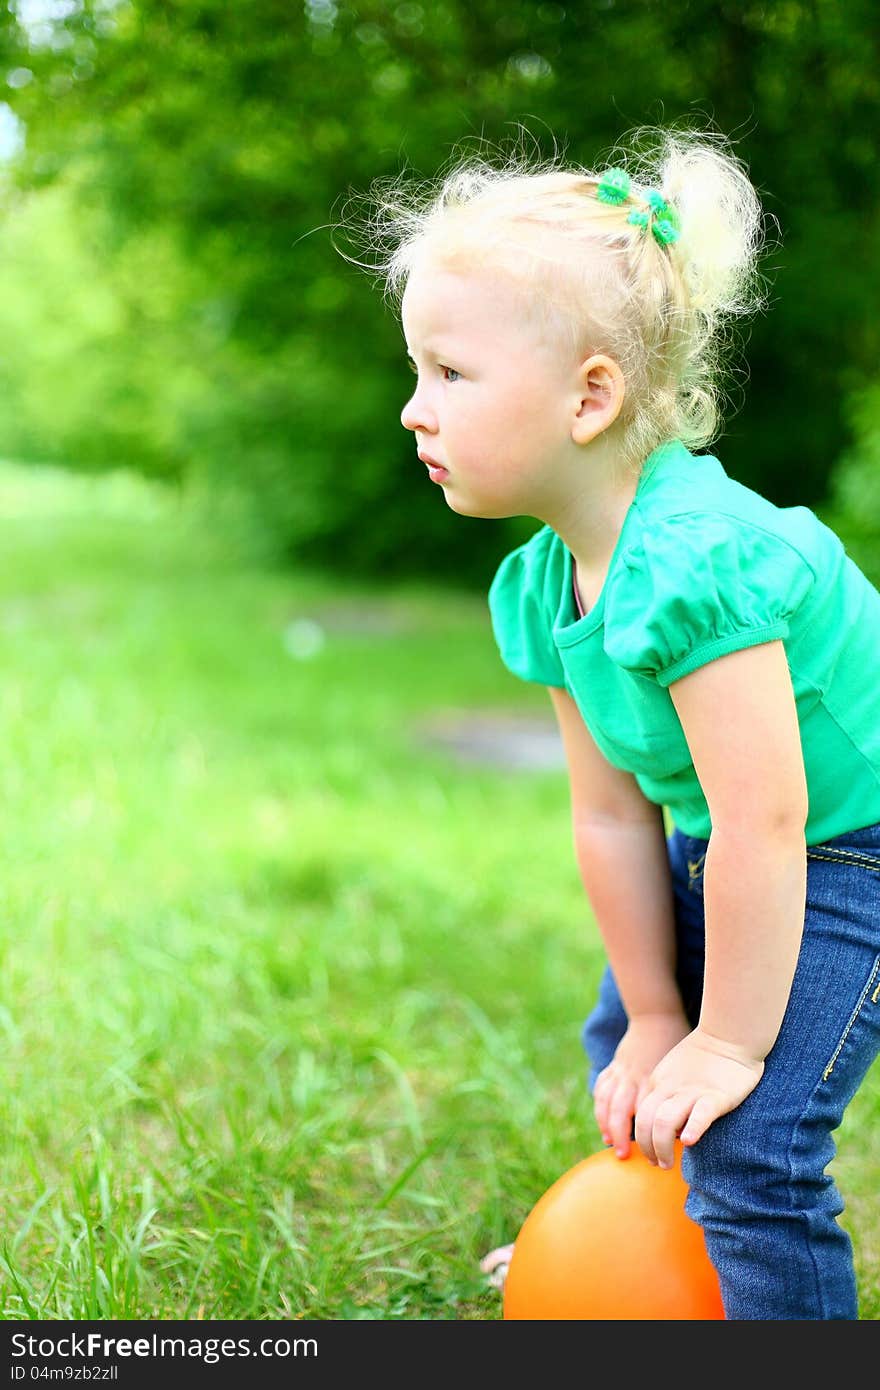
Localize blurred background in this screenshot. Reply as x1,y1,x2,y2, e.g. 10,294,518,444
1,0,879,582
0,1,877,1321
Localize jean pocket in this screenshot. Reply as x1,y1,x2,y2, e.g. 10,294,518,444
821,952,880,1083
806,844,880,874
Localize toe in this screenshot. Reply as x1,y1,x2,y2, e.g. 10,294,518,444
479,1242,515,1275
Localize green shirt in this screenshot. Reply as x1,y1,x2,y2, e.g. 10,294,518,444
488,439,880,843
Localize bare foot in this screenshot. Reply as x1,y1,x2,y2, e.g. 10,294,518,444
480,1242,514,1291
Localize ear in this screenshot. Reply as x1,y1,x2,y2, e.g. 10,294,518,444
571,354,626,446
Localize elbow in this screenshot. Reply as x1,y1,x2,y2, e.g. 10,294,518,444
572,804,664,838
707,774,809,843
710,803,809,841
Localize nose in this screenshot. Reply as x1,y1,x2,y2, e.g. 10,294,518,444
400,383,436,435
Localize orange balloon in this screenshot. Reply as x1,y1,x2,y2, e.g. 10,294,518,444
503,1145,724,1320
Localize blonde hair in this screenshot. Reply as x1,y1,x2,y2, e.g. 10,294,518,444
337,123,776,476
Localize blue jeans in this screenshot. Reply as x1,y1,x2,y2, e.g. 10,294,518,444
581,821,880,1320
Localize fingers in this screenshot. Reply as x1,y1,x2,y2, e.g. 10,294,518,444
607,1077,637,1157
593,1067,637,1157
680,1095,723,1149
635,1089,700,1168
636,1089,729,1167
592,1066,615,1144
633,1086,664,1165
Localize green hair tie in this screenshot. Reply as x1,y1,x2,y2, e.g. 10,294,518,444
627,187,680,246
595,168,631,205
651,216,680,246
595,167,681,247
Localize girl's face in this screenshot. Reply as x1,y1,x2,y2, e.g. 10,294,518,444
400,261,580,520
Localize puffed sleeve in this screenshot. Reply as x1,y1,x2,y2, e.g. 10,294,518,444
487,526,567,687
604,512,816,687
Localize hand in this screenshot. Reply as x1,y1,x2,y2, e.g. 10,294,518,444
593,1011,691,1158
634,1027,765,1168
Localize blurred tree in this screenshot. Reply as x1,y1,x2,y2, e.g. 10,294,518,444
0,5,25,69
2,0,879,581
0,6,29,168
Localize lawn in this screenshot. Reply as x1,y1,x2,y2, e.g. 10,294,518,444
0,461,876,1320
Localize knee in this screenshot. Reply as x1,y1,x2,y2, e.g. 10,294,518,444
681,1114,760,1225
681,1105,843,1229
679,1103,856,1319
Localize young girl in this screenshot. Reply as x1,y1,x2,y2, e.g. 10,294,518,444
350,125,880,1319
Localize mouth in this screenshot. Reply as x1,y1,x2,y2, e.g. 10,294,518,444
418,450,449,483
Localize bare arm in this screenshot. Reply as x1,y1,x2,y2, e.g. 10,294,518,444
699,828,806,1058
548,688,691,1154
635,640,809,1166
548,687,682,1018
667,640,808,1060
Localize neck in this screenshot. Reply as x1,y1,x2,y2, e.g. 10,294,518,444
538,438,641,582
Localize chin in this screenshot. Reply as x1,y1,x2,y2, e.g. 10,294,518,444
445,492,513,521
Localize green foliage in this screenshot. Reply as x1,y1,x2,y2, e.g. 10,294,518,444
815,385,880,585
1,0,879,578
0,176,195,477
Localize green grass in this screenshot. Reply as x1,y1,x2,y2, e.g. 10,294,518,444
0,460,876,1321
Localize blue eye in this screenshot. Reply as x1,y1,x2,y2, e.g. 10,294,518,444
406,357,461,383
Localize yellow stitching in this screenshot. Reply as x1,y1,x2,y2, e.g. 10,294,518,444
806,848,880,868
824,956,880,1080
806,849,880,873
686,855,706,893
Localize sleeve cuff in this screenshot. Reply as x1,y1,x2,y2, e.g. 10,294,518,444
656,621,790,688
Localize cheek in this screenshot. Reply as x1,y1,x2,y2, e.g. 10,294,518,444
504,391,560,465
476,389,532,444
451,383,558,483
506,369,558,424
